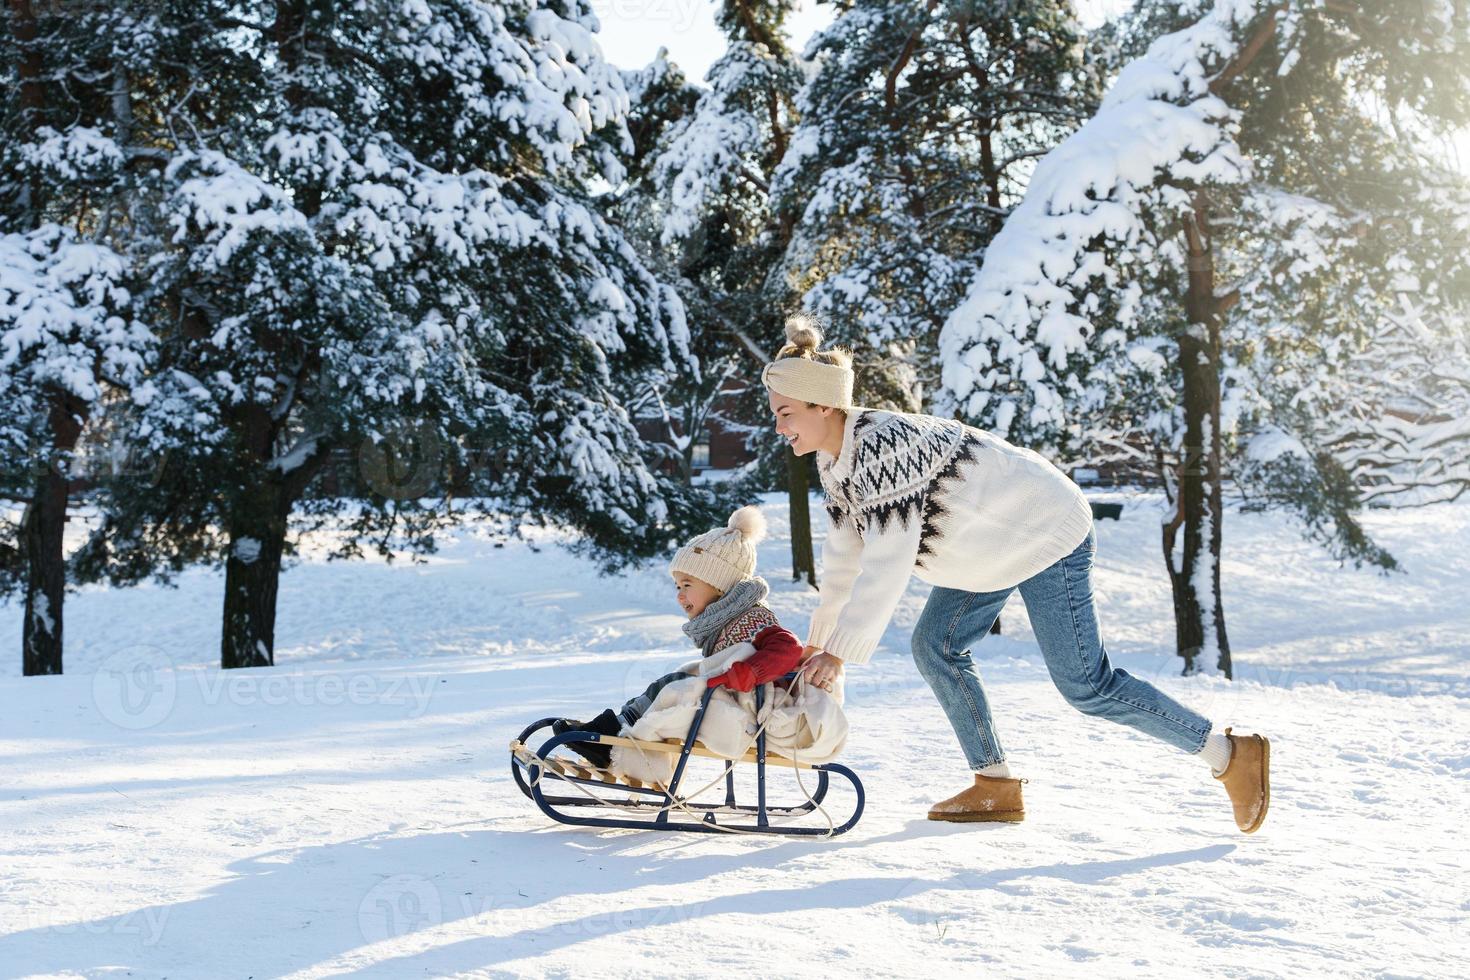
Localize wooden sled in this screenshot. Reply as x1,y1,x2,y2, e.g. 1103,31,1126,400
510,674,864,836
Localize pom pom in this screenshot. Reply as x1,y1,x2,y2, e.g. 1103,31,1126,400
784,313,823,352
727,505,767,545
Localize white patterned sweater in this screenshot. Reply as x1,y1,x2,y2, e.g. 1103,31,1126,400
806,408,1094,665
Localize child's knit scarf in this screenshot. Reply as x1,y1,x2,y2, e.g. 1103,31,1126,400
682,576,770,658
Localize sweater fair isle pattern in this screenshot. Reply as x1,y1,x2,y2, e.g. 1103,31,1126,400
712,604,780,653
704,604,803,691
806,408,1094,665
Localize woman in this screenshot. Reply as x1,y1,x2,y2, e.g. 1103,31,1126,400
764,316,1270,832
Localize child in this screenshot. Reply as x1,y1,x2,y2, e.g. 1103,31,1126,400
552,505,804,769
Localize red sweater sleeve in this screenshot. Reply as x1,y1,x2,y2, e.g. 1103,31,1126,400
707,625,804,692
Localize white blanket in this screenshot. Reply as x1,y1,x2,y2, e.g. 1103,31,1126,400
608,641,848,787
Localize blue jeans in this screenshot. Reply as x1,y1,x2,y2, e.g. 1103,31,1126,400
911,527,1212,769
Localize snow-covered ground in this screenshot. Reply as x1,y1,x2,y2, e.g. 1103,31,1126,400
2,490,1467,978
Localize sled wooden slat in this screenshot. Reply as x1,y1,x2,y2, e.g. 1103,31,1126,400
512,738,671,786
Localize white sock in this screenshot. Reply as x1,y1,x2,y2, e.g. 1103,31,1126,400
975,761,1013,779
1200,731,1233,775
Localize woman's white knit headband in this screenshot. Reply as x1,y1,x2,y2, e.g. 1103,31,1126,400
761,357,854,410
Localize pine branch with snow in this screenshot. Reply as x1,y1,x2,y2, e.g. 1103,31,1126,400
51,0,708,670
775,0,1094,413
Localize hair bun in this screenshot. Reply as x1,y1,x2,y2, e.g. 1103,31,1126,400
726,505,767,545
784,313,823,352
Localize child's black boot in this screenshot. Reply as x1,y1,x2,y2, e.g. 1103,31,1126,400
551,708,621,769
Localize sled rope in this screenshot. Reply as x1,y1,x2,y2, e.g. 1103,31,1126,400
623,671,836,837
528,673,837,837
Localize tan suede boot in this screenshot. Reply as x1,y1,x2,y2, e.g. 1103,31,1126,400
1214,727,1270,834
927,774,1026,823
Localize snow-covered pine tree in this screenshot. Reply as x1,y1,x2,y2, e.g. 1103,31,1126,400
1223,138,1470,522
1315,298,1470,509
939,0,1470,676
1,2,152,675
772,0,1095,412
1223,184,1470,563
75,0,702,668
611,49,715,486
630,2,820,582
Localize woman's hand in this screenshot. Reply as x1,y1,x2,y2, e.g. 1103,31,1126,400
800,651,844,691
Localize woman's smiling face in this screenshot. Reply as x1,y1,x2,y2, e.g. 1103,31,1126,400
768,391,841,456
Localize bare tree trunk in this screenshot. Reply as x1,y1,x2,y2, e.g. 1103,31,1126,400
219,453,327,669
22,389,85,675
1165,201,1232,678
216,0,319,671
885,0,940,224
1156,4,1293,679
217,398,325,669
954,10,1005,236
8,0,45,125
220,483,289,670
11,2,67,675
786,450,815,586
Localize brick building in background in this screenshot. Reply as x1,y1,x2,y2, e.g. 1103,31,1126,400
634,377,756,478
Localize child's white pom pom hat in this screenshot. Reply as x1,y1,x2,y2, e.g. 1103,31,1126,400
669,505,767,593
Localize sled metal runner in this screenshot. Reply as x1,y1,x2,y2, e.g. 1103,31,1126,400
510,674,865,836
